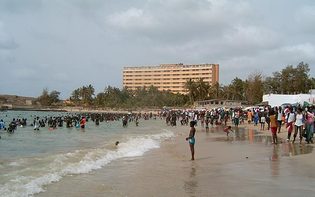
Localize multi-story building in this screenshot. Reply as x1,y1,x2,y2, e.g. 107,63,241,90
123,63,219,94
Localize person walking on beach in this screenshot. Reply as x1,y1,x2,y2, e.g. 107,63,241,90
253,112,259,126
247,110,252,124
234,110,240,127
305,108,314,144
260,113,266,130
269,109,278,144
293,108,304,144
186,121,196,160
286,107,295,142
277,107,283,133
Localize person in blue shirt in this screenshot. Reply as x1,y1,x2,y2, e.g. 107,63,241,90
0,119,5,130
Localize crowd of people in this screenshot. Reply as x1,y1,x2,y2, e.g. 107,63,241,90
161,105,314,160
1,106,314,149
0,112,158,139
162,104,314,160
244,105,314,144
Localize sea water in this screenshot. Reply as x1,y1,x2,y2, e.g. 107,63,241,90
0,111,174,197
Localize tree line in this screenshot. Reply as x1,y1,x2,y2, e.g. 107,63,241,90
37,62,315,108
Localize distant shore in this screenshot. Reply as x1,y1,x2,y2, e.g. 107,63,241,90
3,106,161,114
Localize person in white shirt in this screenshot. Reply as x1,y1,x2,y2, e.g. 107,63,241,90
293,108,304,143
260,113,266,130
286,107,295,142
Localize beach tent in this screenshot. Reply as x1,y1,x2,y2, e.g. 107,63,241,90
263,94,312,107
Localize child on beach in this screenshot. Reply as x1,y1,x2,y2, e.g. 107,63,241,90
224,126,233,136
186,121,196,160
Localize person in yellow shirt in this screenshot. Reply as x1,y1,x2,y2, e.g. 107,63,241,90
269,109,278,144
247,110,253,124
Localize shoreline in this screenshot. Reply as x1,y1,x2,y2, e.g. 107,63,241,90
36,120,315,197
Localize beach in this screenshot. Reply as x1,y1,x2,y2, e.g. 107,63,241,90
35,122,315,197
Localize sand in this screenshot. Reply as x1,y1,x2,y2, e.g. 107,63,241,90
36,122,315,197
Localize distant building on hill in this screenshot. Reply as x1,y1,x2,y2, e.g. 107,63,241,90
194,99,245,109
0,94,36,109
123,63,219,94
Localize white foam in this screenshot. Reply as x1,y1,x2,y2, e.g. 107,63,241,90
8,162,20,167
0,130,174,197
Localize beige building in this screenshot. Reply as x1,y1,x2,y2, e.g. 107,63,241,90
194,99,245,109
123,63,219,94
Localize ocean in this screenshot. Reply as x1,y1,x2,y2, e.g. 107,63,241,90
0,110,174,197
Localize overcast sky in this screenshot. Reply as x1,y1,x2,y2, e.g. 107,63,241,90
0,0,314,98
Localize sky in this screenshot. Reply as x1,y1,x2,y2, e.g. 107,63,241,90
0,0,314,99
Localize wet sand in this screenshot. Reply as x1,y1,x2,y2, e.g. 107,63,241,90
37,123,315,197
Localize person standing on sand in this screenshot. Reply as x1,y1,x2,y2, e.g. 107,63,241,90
260,113,266,130
293,108,304,144
269,109,278,144
277,107,283,133
286,107,295,142
305,107,314,144
253,112,259,126
186,121,196,160
247,110,252,124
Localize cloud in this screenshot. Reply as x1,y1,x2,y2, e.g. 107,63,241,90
295,5,315,34
0,22,18,50
0,0,314,98
106,8,155,30
105,0,252,44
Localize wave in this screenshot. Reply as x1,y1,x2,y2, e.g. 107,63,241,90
0,129,174,197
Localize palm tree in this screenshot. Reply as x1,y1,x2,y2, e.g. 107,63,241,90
196,78,210,100
185,79,197,104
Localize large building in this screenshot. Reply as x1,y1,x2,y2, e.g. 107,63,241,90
123,63,219,94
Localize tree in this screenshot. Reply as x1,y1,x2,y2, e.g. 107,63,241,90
264,62,313,94
37,89,60,106
245,72,264,104
49,90,60,104
81,84,95,106
185,79,197,104
293,62,312,93
71,88,81,104
37,88,50,106
228,77,245,100
196,78,210,101
209,82,222,99
264,71,282,94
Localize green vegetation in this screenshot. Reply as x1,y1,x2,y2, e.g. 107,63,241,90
264,62,315,94
37,89,60,106
37,62,315,107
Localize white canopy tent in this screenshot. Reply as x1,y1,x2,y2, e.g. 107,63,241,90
263,92,314,107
